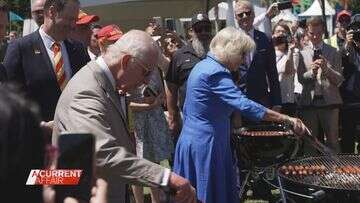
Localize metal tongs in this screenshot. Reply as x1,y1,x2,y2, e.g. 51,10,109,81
283,122,339,162
302,128,339,162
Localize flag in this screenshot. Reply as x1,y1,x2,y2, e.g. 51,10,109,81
10,11,24,22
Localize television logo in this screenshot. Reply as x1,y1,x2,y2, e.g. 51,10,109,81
26,169,82,185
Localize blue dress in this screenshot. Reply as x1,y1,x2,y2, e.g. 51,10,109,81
173,53,266,203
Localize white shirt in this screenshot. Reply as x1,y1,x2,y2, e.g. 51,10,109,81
293,48,303,94
96,56,171,186
253,13,272,39
276,50,296,103
240,28,255,66
39,27,72,81
88,48,97,60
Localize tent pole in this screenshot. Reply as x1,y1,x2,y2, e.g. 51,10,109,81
320,0,329,39
214,4,219,33
205,0,210,13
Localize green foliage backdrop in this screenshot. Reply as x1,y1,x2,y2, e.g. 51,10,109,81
5,0,30,33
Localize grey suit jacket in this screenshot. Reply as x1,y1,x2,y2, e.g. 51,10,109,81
52,61,166,202
297,43,344,106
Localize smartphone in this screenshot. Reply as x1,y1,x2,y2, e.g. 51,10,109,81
313,49,322,61
353,30,360,42
277,1,293,10
143,86,158,97
55,133,95,202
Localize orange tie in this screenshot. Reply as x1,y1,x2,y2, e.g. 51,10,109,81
52,42,67,90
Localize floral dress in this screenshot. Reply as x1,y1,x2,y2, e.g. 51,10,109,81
130,68,173,163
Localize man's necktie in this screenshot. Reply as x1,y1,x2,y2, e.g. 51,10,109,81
52,42,67,91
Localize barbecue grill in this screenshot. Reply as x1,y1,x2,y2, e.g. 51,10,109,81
232,123,300,168
277,155,360,202
231,123,302,201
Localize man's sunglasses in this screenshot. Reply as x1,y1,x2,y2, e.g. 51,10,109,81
132,56,152,77
237,11,252,19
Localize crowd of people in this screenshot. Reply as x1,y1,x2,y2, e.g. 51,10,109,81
0,0,359,202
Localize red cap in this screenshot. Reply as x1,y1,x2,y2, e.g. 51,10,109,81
337,10,351,23
76,10,99,25
96,24,123,42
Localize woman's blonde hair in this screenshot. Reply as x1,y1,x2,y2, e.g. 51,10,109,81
210,27,255,64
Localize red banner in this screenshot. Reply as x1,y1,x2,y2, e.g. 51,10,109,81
26,169,82,185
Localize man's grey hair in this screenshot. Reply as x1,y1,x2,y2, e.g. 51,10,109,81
44,0,80,12
234,0,254,13
104,30,161,68
31,0,45,11
210,27,255,63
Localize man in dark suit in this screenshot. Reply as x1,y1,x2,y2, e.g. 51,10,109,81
233,1,281,201
3,0,90,126
234,0,281,110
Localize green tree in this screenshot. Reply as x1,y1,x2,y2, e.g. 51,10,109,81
4,0,30,34
351,0,360,14
6,0,30,18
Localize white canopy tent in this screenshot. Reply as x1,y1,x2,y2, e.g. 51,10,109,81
208,1,229,21
271,9,298,24
298,0,335,17
79,0,223,32
298,0,335,36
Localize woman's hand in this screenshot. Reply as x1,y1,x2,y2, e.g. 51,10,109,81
286,116,308,136
151,93,164,108
143,96,156,104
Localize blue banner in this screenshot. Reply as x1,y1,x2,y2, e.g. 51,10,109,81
10,11,24,22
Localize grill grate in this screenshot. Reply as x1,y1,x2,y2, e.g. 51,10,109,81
278,155,360,191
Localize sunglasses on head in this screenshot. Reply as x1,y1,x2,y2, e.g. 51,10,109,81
237,11,252,19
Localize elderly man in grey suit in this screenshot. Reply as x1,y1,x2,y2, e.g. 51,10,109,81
52,30,196,203
297,17,344,155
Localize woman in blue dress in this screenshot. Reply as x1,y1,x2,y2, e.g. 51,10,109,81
173,27,308,203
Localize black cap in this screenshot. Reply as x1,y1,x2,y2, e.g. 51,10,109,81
349,14,360,29
191,13,211,27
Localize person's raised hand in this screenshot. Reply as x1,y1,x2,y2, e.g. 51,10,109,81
266,3,279,19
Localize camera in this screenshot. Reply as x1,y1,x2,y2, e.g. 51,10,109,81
348,14,360,43
353,30,360,42
348,24,360,42
273,35,288,46
277,1,293,10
